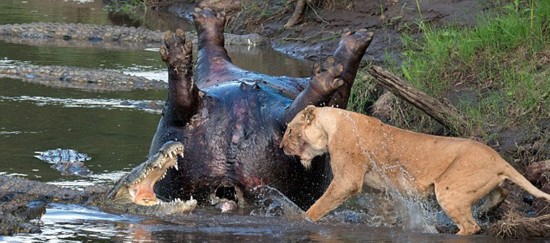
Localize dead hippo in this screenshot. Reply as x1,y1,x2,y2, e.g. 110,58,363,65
150,8,373,209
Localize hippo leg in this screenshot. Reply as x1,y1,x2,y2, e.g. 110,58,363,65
283,30,374,123
159,29,200,126
193,8,240,87
283,56,345,123
329,30,374,108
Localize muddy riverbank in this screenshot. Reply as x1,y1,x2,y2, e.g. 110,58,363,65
168,0,494,63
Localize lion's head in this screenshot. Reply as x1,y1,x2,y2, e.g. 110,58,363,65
280,105,329,169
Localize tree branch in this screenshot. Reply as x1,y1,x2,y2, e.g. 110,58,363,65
368,65,470,136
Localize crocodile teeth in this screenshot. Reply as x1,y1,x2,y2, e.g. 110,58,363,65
175,163,179,171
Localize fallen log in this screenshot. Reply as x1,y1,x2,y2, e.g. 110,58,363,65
368,65,469,136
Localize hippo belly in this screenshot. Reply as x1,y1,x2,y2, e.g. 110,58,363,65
152,82,329,207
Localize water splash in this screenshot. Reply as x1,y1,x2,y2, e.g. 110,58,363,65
339,112,439,233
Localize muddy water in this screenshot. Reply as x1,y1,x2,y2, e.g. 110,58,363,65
0,1,516,242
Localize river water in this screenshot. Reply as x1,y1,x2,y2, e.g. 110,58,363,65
0,0,529,242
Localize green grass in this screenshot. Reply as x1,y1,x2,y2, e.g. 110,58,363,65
105,0,144,14
354,0,549,137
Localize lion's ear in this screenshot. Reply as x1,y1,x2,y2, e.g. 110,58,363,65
302,105,316,125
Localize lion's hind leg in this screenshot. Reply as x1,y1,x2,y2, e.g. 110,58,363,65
434,183,481,235
478,186,508,216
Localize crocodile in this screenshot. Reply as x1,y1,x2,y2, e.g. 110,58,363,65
105,141,196,208
0,141,197,235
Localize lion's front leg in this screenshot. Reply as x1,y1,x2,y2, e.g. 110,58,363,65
306,177,362,221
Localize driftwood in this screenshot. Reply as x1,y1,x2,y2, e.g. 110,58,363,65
368,65,469,136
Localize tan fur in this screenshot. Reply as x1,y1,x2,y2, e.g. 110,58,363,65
280,105,550,235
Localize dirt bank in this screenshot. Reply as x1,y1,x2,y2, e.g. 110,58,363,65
169,0,494,63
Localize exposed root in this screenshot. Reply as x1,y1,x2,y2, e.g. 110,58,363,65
284,0,307,28
487,211,550,239
284,0,353,27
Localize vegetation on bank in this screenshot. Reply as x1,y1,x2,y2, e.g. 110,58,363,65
351,1,549,144
105,0,144,13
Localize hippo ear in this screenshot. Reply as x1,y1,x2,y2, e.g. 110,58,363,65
302,105,316,125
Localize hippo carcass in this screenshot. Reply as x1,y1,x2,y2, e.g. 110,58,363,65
150,8,373,209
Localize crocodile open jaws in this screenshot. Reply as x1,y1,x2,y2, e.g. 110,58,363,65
105,141,197,214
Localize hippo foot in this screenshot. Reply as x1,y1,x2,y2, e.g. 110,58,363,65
193,7,226,45
338,30,375,56
160,29,193,76
283,55,346,122
160,29,200,124
310,56,345,96
283,29,374,122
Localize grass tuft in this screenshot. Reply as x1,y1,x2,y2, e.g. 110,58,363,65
363,0,550,137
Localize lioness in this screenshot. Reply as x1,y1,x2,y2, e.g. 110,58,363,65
280,105,550,235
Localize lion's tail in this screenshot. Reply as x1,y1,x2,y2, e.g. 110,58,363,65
504,166,550,201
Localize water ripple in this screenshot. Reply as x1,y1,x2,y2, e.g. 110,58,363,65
0,95,163,113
